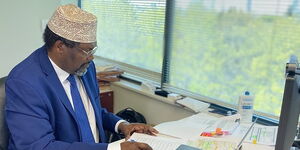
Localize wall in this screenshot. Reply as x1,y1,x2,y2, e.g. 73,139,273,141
0,0,63,78
110,81,194,125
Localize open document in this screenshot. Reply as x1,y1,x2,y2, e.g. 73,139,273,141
155,113,239,139
154,113,278,148
231,123,278,145
129,133,241,150
129,133,184,150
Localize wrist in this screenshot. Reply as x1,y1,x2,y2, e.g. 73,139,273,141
118,121,130,133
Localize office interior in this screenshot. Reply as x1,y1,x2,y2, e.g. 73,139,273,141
0,0,194,128
2,0,300,149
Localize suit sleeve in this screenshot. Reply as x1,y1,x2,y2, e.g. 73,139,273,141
5,78,108,150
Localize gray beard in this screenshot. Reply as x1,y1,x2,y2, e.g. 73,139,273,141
74,62,90,76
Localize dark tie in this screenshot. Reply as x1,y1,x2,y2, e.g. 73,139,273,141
67,75,95,143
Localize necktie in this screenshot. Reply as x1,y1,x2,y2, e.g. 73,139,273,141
67,75,95,143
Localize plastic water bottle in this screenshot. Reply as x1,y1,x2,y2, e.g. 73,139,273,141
238,91,254,123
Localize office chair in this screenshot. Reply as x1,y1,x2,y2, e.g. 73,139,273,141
0,76,8,150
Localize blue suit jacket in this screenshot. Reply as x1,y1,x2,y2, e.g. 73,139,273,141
5,45,121,150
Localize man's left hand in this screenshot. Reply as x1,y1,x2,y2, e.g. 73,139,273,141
118,122,159,139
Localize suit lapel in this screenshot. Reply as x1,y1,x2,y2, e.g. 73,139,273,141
38,46,77,122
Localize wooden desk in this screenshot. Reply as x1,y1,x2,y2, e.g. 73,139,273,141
100,86,114,113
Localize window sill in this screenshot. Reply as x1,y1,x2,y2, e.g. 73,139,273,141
110,79,278,125
111,80,177,105
110,80,223,117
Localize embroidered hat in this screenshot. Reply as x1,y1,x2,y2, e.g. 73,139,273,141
47,4,97,43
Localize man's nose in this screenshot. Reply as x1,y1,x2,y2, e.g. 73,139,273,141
87,54,94,61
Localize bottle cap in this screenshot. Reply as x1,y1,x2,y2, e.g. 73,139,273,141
245,91,250,95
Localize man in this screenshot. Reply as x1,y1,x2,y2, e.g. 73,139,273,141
5,4,157,150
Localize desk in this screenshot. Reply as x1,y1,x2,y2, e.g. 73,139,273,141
109,134,274,150
100,86,114,113
110,113,275,150
154,113,275,150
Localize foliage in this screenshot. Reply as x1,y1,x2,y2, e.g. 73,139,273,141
170,3,300,115
83,0,300,116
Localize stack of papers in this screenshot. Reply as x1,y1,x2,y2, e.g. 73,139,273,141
129,133,184,150
176,97,210,113
129,133,240,150
187,137,240,150
154,113,278,149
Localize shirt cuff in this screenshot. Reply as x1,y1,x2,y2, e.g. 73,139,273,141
115,120,129,133
107,143,121,150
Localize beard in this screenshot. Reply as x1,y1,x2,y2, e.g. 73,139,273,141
74,62,90,76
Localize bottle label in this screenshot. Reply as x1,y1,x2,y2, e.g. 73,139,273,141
242,106,252,109
238,94,254,123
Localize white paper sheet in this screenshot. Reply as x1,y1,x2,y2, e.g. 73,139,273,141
231,124,278,145
154,112,277,149
129,133,184,150
154,113,219,139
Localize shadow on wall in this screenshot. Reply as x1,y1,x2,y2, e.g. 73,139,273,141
0,76,8,150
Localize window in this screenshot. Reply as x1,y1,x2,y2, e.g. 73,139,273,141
81,0,166,73
82,0,300,118
165,0,300,117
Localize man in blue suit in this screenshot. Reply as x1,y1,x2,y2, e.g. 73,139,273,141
5,4,157,150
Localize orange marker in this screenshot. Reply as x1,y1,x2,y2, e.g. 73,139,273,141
216,128,223,135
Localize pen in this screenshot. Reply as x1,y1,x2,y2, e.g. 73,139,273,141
235,118,258,150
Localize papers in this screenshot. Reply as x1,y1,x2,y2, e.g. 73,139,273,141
201,115,241,135
155,112,277,149
187,137,241,150
176,97,210,113
232,124,278,145
155,113,219,139
129,133,252,150
129,133,184,150
155,113,240,139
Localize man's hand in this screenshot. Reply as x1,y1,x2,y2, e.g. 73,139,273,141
121,141,152,150
118,122,159,139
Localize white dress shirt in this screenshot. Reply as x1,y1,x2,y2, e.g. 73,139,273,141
49,57,123,150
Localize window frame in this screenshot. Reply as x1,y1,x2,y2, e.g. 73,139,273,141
80,0,285,124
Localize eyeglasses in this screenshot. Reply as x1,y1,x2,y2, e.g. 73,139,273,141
75,46,98,57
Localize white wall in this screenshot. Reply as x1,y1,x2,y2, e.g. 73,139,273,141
0,0,61,78
111,82,194,125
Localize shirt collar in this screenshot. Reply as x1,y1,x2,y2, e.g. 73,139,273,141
48,56,70,83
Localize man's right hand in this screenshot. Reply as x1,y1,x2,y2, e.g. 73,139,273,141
120,141,152,150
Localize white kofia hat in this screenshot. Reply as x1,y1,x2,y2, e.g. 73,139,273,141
47,4,97,43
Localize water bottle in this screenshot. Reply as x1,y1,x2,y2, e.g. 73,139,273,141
238,91,254,123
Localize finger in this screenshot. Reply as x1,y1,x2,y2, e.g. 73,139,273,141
125,135,131,140
149,127,159,134
141,125,158,135
127,126,141,138
137,143,152,150
131,126,145,134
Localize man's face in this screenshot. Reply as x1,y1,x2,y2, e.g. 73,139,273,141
63,42,97,76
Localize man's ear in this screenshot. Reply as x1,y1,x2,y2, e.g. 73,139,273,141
53,40,65,55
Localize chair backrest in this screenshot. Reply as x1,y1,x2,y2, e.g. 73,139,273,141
0,76,8,150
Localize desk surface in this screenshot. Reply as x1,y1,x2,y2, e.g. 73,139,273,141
110,136,274,150
153,113,276,150
110,112,276,150
99,85,112,93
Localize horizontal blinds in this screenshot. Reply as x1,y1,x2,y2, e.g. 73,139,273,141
164,0,300,117
82,0,166,73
